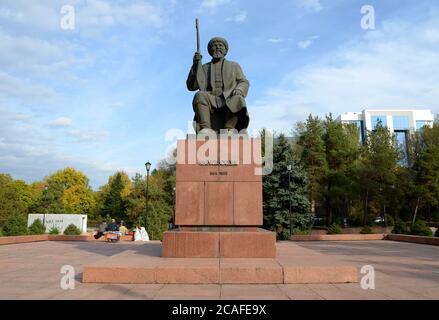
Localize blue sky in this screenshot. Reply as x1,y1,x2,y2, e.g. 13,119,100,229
1,0,439,189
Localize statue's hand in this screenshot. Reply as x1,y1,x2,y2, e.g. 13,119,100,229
193,52,202,65
232,89,243,97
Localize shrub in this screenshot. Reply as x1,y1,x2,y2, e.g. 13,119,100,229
0,228,3,237
3,214,28,236
392,220,408,234
49,227,60,235
29,219,46,235
435,228,439,237
327,223,342,235
292,212,315,231
144,201,173,241
292,228,311,235
63,224,81,235
410,220,433,237
360,226,373,234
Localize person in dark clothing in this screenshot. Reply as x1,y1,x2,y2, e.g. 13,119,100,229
107,219,119,232
94,221,107,239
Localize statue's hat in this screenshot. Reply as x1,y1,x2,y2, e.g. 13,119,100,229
208,37,229,56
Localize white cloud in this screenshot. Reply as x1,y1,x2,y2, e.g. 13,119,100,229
268,38,283,43
78,0,165,30
268,37,296,45
0,141,115,189
201,0,232,10
298,0,323,13
49,117,73,128
0,8,25,22
0,0,165,34
298,39,312,49
0,1,60,32
0,71,59,102
0,107,113,188
0,32,59,66
250,19,439,133
65,129,108,143
0,31,92,82
226,11,247,23
297,36,319,49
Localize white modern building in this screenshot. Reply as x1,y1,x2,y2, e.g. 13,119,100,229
337,109,434,135
336,109,435,163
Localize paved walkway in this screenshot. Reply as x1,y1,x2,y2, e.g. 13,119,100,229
0,240,437,300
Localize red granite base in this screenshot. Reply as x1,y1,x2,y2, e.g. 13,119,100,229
82,242,358,284
161,229,276,258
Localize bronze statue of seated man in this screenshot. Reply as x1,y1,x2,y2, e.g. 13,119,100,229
186,37,250,134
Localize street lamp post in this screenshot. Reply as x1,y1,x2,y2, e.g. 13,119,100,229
287,164,292,238
144,161,151,237
173,186,176,230
43,185,48,228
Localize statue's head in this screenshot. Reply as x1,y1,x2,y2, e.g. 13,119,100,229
208,37,229,59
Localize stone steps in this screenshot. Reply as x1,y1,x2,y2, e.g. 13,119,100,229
83,243,358,285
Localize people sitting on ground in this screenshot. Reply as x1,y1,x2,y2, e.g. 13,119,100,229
94,220,107,239
119,221,129,236
134,225,141,241
134,224,150,241
107,219,119,232
140,225,150,241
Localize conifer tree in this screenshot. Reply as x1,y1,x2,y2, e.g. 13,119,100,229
263,134,310,239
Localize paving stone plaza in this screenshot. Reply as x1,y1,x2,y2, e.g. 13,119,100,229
1,240,438,300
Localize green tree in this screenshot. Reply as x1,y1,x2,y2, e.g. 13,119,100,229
30,168,96,215
263,134,310,240
145,167,174,239
322,116,360,225
126,169,174,239
101,171,131,221
410,144,439,224
401,123,439,225
0,174,33,227
144,200,172,241
125,173,147,226
29,219,46,235
296,115,328,214
357,123,398,226
3,214,28,236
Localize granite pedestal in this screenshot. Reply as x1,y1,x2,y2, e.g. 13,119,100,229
162,136,276,258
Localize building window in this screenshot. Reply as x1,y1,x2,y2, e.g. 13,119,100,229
346,120,365,144
371,115,387,129
416,120,427,131
394,130,408,166
393,115,410,130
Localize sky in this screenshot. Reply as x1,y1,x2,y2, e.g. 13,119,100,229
1,0,439,189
